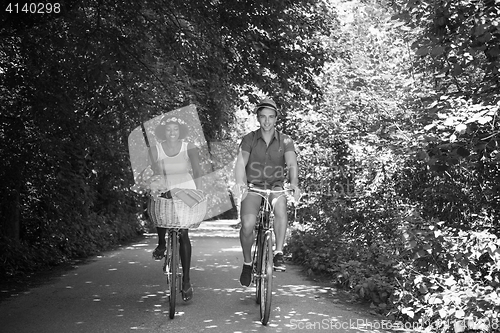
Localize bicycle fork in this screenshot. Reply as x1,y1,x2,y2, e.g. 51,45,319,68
163,231,182,297
252,229,273,283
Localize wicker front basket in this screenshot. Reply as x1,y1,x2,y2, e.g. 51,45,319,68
147,196,207,229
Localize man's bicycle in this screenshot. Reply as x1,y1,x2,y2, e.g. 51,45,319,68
247,184,293,325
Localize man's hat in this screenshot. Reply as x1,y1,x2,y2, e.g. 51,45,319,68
253,98,281,116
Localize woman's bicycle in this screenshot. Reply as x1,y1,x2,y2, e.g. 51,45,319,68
148,192,206,319
246,184,293,326
163,228,182,319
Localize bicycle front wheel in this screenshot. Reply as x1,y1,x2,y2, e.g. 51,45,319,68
166,230,178,319
254,228,264,304
259,232,273,325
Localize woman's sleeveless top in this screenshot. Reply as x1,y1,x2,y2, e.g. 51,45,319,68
156,141,196,190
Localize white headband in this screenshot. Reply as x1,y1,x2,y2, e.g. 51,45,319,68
160,117,186,125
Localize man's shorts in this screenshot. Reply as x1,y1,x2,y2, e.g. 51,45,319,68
240,184,286,217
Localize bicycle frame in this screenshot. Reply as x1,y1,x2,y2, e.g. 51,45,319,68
248,186,290,325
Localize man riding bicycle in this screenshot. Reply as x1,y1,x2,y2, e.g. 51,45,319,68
234,98,301,287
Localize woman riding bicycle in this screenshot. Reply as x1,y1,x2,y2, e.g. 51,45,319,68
140,115,203,302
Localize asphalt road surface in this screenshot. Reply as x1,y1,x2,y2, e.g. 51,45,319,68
0,220,412,333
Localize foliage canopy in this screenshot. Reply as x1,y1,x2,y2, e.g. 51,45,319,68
0,0,334,275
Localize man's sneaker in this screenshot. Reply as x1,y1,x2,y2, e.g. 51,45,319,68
239,264,252,287
273,253,286,271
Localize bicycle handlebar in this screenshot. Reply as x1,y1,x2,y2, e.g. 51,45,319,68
247,184,291,195
245,184,296,205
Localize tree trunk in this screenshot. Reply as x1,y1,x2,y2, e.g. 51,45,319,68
1,166,22,243
1,186,21,244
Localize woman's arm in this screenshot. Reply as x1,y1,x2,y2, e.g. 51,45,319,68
187,142,203,190
150,145,158,162
148,145,161,175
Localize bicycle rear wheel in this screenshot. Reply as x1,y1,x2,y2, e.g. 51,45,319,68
165,230,178,319
259,232,273,325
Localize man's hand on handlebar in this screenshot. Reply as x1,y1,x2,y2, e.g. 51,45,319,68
288,184,302,203
233,182,248,201
285,184,302,205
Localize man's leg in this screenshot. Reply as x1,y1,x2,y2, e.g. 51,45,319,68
272,194,288,271
240,213,256,263
239,193,261,286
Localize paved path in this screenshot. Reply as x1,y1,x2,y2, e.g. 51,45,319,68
0,220,411,333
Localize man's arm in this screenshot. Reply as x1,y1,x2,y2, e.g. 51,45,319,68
235,149,249,185
234,133,253,200
285,150,301,201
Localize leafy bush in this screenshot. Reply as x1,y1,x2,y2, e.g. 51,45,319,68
285,125,500,331
0,210,143,279
286,184,403,309
390,211,500,332
287,198,500,332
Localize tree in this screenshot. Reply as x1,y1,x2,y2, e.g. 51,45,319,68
0,0,335,275
388,0,500,231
